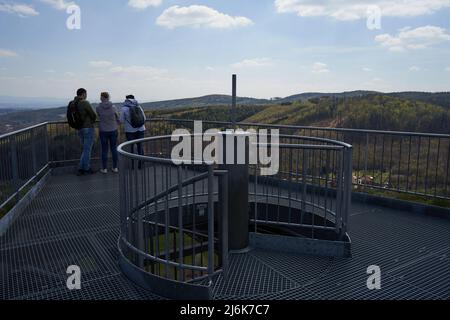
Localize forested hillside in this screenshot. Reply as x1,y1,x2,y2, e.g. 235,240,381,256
1,92,448,134
151,94,449,133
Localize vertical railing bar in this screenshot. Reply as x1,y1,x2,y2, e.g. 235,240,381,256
380,134,385,188
372,135,377,186
164,165,170,278
288,143,293,225
343,146,352,237
363,133,369,192
388,136,394,189
220,171,229,279
397,136,402,191
434,138,441,198
324,149,330,227
415,137,421,193
445,141,449,195
177,166,184,282
207,165,214,278
336,149,344,236
254,165,258,233
301,149,307,225
406,136,412,192
10,134,19,202
154,163,160,276
424,137,431,195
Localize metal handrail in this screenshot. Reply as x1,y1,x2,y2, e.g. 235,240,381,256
150,118,450,138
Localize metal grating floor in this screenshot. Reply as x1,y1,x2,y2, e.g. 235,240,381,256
1,173,449,300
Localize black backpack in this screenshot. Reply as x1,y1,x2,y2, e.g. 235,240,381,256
67,99,83,130
127,104,145,128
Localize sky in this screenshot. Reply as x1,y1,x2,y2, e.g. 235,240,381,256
0,0,450,102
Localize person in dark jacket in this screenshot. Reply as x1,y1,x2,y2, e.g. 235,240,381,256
119,95,146,169
96,92,119,174
71,88,97,176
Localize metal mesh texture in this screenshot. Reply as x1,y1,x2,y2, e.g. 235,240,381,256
1,173,449,300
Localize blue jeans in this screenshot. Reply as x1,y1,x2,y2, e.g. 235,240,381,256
100,131,118,169
78,128,94,171
126,131,145,169
125,131,145,155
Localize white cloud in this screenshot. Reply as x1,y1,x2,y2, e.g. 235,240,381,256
446,67,450,72
362,67,373,72
64,72,75,77
90,60,113,68
110,65,167,78
375,25,450,51
128,0,162,9
44,69,56,73
409,66,420,71
0,3,39,17
0,49,18,57
156,5,253,29
231,58,273,69
312,62,330,73
40,0,74,10
206,66,215,71
274,0,450,21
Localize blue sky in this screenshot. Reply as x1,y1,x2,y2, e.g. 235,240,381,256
0,0,450,102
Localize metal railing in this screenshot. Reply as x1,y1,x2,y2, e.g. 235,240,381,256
0,118,448,216
0,124,49,213
250,134,352,239
146,119,450,202
116,131,352,298
117,135,229,299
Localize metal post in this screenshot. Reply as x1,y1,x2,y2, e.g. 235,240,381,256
232,74,237,128
343,147,353,237
219,171,229,279
220,131,249,251
177,166,184,281
10,135,20,202
207,166,215,277
31,129,37,176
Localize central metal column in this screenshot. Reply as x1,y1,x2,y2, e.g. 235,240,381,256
220,132,249,251
219,75,250,252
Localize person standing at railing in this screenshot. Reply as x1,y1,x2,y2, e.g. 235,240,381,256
97,92,120,174
68,88,97,176
119,95,146,169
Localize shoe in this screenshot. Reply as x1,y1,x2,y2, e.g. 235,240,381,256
85,169,95,175
100,169,108,174
76,169,85,176
112,168,119,173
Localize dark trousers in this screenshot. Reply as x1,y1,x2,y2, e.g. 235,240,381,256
100,130,118,169
126,131,145,169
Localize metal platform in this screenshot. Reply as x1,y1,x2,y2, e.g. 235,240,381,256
1,172,449,300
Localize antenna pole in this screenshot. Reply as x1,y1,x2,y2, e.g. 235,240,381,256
232,74,237,128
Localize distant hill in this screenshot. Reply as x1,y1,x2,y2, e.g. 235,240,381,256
0,96,67,110
1,91,449,134
152,94,449,134
140,94,270,110
276,90,379,104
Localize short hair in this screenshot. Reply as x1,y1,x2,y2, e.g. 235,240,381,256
77,88,87,97
126,95,135,100
101,92,110,100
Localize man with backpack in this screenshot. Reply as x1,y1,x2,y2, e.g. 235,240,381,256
67,88,97,176
119,95,146,164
